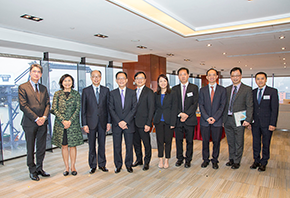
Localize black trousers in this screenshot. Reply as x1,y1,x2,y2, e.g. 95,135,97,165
155,122,174,158
87,121,107,168
200,125,222,163
23,124,47,174
175,124,195,162
133,125,152,165
252,124,273,166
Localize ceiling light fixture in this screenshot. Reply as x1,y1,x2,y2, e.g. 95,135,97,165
245,65,247,67
184,59,190,62
279,36,285,39
167,53,174,57
20,14,43,22
94,34,108,38
250,68,252,70
283,58,286,60
137,45,147,49
207,44,212,47
284,66,287,68
131,39,140,42
284,63,286,65
223,52,226,55
282,47,286,50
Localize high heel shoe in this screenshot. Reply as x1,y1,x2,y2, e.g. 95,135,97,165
164,159,169,169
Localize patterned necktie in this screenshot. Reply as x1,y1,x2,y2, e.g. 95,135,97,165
210,86,214,104
182,85,186,111
35,84,40,101
137,88,140,102
258,88,262,104
121,89,125,109
229,86,237,113
96,87,99,104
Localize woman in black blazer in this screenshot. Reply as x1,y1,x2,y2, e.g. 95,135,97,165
153,74,177,168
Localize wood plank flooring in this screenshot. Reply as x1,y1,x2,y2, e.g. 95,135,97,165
0,129,289,198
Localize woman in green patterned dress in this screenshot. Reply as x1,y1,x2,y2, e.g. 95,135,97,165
51,74,83,176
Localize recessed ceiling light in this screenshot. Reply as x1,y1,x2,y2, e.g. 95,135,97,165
282,47,286,50
279,36,285,39
131,39,140,42
184,59,190,62
137,45,147,49
250,68,252,70
167,53,174,57
94,34,108,38
223,52,226,55
245,65,247,67
284,66,287,68
207,44,212,47
284,62,286,65
283,58,286,61
238,61,241,63
20,14,43,22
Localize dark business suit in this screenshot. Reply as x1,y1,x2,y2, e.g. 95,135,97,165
223,83,253,164
133,86,155,165
18,81,50,174
153,91,177,158
252,86,279,166
172,83,198,163
199,84,226,163
82,85,111,168
109,88,137,168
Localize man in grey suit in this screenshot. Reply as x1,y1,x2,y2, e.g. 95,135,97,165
223,67,253,169
18,64,50,181
82,70,111,174
199,68,226,169
109,71,137,173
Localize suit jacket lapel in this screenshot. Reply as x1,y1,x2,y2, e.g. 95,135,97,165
28,82,41,103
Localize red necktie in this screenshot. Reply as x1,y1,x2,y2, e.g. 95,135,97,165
210,86,214,104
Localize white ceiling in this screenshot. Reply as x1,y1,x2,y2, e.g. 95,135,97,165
0,0,289,77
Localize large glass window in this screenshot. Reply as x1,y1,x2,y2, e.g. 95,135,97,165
274,77,290,103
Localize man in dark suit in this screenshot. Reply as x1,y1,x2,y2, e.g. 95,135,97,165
109,71,137,173
18,64,50,181
132,71,154,171
249,72,279,172
199,68,226,169
172,67,198,168
223,67,253,169
82,70,111,174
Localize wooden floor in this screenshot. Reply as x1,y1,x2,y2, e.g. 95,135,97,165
0,129,289,198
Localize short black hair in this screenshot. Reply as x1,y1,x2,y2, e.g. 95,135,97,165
255,72,267,79
230,67,242,75
115,71,127,79
134,71,146,79
90,70,102,76
177,67,189,75
59,74,75,89
206,68,218,76
30,64,43,73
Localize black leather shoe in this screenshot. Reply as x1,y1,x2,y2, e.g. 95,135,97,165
201,161,209,168
250,162,261,169
184,162,191,168
63,171,69,176
143,164,149,171
212,162,219,169
231,163,240,169
175,160,183,167
226,160,234,166
258,165,266,172
30,173,40,181
132,161,143,167
37,170,50,177
99,166,108,172
71,171,77,176
126,166,133,173
89,168,96,174
115,167,121,173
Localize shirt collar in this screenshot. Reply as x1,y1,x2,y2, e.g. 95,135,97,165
181,81,189,87
92,84,100,90
119,87,126,93
208,83,217,89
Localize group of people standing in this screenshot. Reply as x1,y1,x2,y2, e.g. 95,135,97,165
18,64,279,181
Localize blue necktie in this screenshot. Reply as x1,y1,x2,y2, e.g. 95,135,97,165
96,87,99,104
258,88,262,104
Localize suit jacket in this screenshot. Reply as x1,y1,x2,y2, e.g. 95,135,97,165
172,83,199,126
18,81,50,127
81,85,111,130
135,86,155,128
223,83,253,124
199,84,227,127
252,86,279,128
109,87,137,133
153,90,177,126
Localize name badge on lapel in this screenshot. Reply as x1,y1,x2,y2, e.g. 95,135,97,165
263,95,270,100
187,92,193,97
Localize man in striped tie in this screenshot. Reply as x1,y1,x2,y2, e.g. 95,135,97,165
199,68,227,169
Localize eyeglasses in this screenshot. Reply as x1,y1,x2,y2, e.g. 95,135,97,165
91,75,101,79
135,77,145,80
231,75,241,78
117,77,126,80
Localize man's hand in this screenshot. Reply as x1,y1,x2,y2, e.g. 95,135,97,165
83,125,89,133
36,117,46,126
118,121,128,130
269,125,276,131
207,117,216,125
144,125,151,132
242,121,250,127
179,113,189,122
247,124,252,130
170,126,175,129
106,123,111,132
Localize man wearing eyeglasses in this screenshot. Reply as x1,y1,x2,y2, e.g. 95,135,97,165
132,71,154,171
223,67,253,169
82,70,111,174
109,71,137,173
